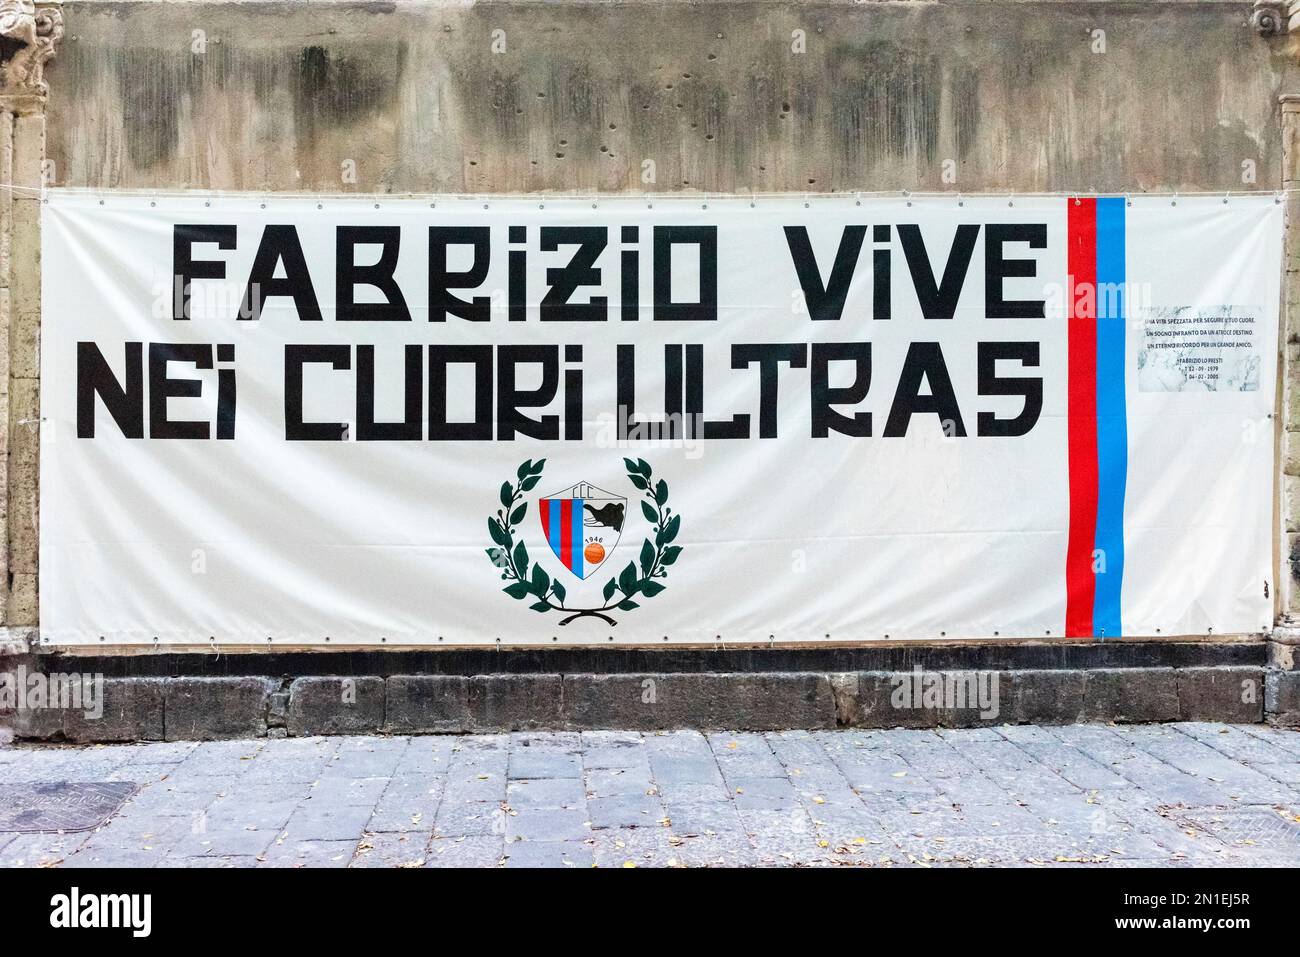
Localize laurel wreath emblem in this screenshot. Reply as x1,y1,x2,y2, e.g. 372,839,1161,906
485,458,683,626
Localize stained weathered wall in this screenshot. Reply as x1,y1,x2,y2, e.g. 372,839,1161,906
6,1,1300,738
28,1,1299,629
17,1,1297,636
44,1,1290,195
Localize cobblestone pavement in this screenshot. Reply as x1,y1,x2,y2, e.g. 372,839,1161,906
2,723,1300,868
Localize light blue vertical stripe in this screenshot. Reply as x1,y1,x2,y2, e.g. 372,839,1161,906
1093,197,1127,638
547,500,561,559
572,499,584,578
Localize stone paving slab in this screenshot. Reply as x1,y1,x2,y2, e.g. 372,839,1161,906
1,723,1298,867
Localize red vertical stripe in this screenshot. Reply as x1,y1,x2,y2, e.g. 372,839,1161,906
1065,198,1099,637
540,500,552,541
560,499,573,572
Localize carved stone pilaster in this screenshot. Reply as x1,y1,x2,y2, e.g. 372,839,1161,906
0,1,63,111
0,1,55,640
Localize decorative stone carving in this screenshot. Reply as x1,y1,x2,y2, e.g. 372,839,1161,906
1253,2,1290,36
0,1,63,99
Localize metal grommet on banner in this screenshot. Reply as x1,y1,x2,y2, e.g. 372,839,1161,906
1171,193,1178,207
1126,194,1132,207
1007,194,1014,208
957,192,964,208
1276,191,1284,205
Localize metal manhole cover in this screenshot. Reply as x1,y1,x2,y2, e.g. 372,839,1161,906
0,782,138,833
1172,806,1300,851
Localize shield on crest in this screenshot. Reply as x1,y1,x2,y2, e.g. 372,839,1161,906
538,482,626,579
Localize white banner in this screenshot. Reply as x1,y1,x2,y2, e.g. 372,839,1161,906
39,192,1282,646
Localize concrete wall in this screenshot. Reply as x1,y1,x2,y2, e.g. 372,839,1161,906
5,0,1300,736
45,1,1288,195
17,0,1297,626
22,0,1300,624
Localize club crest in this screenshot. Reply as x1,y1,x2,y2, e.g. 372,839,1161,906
538,482,626,579
484,458,685,626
